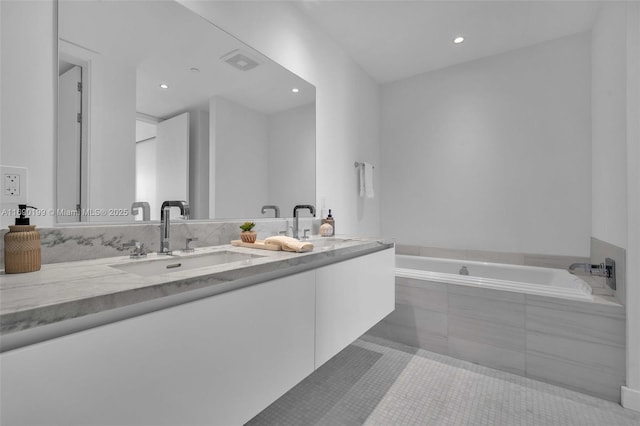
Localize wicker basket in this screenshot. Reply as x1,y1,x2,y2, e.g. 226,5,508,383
4,225,41,273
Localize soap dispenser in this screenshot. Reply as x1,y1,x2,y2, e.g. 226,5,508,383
4,204,41,273
321,209,335,237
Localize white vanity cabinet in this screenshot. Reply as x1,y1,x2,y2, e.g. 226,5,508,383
1,271,317,426
315,247,395,367
0,248,394,426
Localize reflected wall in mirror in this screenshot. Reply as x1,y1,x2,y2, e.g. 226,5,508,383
57,0,316,223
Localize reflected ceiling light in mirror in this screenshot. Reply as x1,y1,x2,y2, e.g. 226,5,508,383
453,36,465,44
291,88,300,93
159,83,169,89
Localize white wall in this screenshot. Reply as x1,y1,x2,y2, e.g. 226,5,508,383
590,3,640,410
189,109,209,220
623,1,640,412
180,0,381,236
86,59,136,222
380,33,592,256
135,138,157,220
209,97,269,219
155,112,190,218
592,2,628,250
58,3,137,223
267,103,316,218
0,0,56,227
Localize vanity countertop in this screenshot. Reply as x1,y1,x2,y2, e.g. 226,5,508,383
0,237,394,341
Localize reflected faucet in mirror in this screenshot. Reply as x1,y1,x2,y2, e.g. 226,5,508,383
159,200,190,255
293,204,315,239
131,202,151,221
261,205,280,218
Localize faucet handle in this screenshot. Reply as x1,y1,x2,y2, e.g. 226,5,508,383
123,240,135,247
123,240,140,249
184,237,198,252
302,229,311,240
123,240,147,259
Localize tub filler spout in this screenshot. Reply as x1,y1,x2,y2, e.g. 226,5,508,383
569,262,591,273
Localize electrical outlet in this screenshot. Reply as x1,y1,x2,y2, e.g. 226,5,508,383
1,166,28,204
5,174,20,196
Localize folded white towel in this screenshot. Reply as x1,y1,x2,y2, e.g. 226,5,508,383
359,162,375,198
264,236,314,253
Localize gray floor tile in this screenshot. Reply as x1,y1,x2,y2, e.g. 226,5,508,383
247,337,640,426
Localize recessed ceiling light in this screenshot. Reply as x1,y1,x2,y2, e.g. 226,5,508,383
291,88,300,93
453,36,465,44
159,83,169,89
189,67,200,73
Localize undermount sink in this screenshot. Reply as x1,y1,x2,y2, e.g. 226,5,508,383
110,251,264,277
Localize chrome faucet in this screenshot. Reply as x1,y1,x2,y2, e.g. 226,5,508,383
569,262,591,273
131,201,150,221
568,258,616,289
261,205,280,218
292,204,315,239
159,200,190,255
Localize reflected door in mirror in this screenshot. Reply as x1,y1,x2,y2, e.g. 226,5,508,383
57,65,82,222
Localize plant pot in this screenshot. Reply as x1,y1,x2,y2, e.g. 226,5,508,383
240,231,257,243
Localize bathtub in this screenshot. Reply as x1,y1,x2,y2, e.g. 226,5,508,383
366,254,624,402
396,255,593,301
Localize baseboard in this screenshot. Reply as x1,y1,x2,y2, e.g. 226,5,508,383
622,386,640,412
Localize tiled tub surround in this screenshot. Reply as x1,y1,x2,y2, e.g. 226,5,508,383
368,255,626,402
1,236,391,349
0,218,319,266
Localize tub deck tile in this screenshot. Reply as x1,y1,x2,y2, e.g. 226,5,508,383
448,336,526,376
466,250,525,265
526,304,625,347
448,313,525,352
523,253,589,269
526,350,624,402
417,247,468,260
448,285,525,328
526,294,625,316
370,303,448,355
396,277,447,313
526,330,625,378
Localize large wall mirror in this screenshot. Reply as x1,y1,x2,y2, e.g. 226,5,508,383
57,0,316,224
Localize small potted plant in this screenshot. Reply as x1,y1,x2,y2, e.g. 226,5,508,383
239,221,257,243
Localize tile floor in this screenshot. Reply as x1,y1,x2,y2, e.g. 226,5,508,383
247,335,640,426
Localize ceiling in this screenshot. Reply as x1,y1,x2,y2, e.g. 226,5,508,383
295,0,600,83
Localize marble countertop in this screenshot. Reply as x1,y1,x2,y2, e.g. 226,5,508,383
0,237,394,346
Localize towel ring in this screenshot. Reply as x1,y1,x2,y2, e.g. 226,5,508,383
354,161,375,169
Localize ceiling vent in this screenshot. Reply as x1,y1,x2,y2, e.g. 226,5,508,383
221,49,262,71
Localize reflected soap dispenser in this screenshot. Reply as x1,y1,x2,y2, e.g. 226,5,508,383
4,205,41,273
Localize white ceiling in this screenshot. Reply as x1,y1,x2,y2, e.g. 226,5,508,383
295,0,600,83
